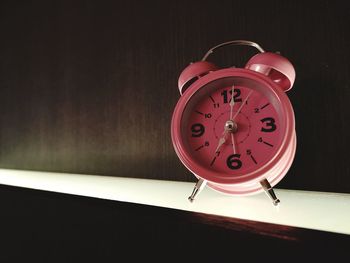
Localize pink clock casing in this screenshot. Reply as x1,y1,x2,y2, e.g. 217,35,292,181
171,51,296,196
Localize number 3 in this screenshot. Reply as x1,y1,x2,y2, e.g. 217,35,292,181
260,117,276,132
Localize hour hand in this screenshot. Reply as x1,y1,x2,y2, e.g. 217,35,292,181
215,137,225,153
215,133,227,153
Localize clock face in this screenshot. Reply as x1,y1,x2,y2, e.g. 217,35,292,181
186,85,282,176
177,76,289,182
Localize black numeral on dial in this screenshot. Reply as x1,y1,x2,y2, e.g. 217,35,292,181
191,123,205,137
221,89,242,104
226,154,242,170
260,117,276,132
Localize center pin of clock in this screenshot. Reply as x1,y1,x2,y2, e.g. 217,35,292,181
213,111,251,144
225,120,238,133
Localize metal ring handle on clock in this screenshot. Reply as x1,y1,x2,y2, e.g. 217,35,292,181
201,40,265,61
178,40,295,94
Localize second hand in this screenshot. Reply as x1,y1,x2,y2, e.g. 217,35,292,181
232,90,253,120
229,84,237,154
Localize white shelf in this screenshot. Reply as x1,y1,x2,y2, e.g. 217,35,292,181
0,168,349,235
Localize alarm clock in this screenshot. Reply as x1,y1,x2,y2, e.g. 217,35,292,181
171,40,296,206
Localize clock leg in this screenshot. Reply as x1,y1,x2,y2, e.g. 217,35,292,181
260,178,280,206
188,178,207,202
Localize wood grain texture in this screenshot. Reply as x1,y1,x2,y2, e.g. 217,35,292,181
0,0,349,192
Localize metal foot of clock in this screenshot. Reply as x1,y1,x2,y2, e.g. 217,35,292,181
188,178,207,202
188,178,281,206
260,178,280,206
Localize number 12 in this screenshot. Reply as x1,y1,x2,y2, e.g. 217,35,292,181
221,89,242,103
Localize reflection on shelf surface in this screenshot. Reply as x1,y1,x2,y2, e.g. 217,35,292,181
0,168,349,235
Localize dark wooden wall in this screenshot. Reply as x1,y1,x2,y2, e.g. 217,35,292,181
0,0,349,193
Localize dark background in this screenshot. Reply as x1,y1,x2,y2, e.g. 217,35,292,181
0,0,350,193
0,0,349,260
0,1,350,192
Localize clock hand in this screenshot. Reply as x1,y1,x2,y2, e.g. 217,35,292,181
232,90,253,120
215,131,228,153
215,119,239,154
229,84,235,120
216,85,237,155
230,133,237,154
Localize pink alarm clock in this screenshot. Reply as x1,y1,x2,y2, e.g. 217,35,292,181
171,40,296,205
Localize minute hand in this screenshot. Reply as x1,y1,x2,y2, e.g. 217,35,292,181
232,90,253,120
